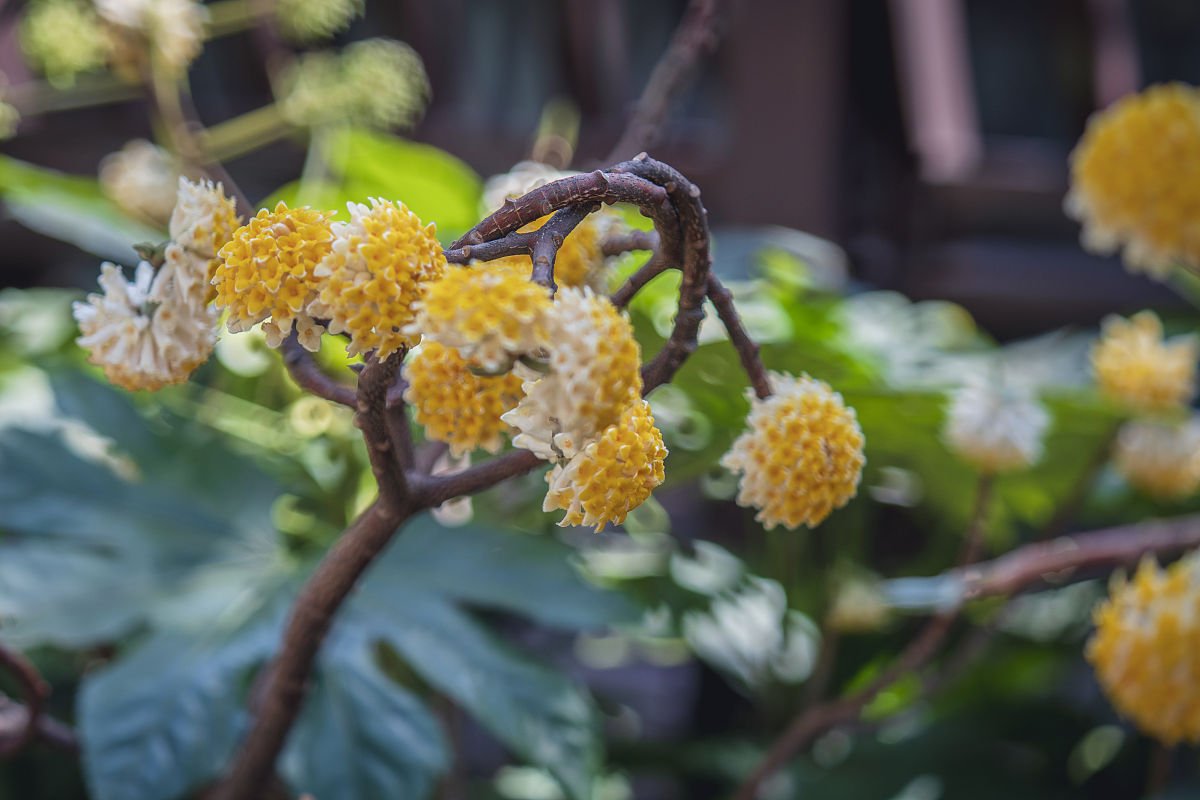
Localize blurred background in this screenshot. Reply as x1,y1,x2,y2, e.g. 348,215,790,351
1,2,1200,800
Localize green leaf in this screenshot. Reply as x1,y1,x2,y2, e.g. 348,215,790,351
376,514,638,630
78,622,278,800
266,128,482,242
0,154,161,261
281,638,449,800
351,587,601,800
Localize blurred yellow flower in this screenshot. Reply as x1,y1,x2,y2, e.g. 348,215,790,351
20,0,110,87
1087,554,1200,744
721,372,865,530
1114,417,1200,499
1067,83,1200,278
1092,310,1197,414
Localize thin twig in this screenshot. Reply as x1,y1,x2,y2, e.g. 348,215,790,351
957,475,994,566
610,254,669,308
530,203,599,289
412,450,542,510
0,646,47,757
605,0,725,162
1039,421,1121,540
279,332,356,408
706,274,770,399
601,230,660,257
0,696,77,754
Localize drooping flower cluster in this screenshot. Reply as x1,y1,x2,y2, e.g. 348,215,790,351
942,376,1050,473
541,400,668,530
407,262,553,372
1091,311,1197,415
74,179,237,390
95,0,207,76
1087,554,1200,744
1066,83,1200,278
503,287,643,460
213,202,335,351
721,372,865,530
20,0,111,87
308,198,446,358
99,139,180,226
1114,416,1200,499
281,38,429,131
402,341,525,458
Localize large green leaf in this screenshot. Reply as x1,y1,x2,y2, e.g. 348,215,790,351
281,638,449,800
350,585,602,800
266,128,482,242
0,154,161,261
78,622,279,800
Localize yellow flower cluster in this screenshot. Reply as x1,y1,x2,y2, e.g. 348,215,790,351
1092,311,1197,415
543,400,667,531
721,372,865,530
402,341,525,457
942,376,1049,473
407,263,553,372
309,198,445,359
213,202,334,351
1087,554,1200,744
503,287,643,461
1067,83,1200,277
1114,417,1200,499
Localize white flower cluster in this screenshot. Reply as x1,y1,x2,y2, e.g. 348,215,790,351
1115,417,1200,499
95,0,206,75
943,376,1050,473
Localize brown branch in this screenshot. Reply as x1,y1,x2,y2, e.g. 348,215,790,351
529,203,599,290
279,332,356,408
605,0,725,162
412,450,542,510
0,646,47,757
355,354,409,512
0,696,77,754
601,229,660,257
610,254,669,308
706,274,770,400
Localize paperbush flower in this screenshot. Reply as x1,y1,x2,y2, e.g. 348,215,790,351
95,0,206,75
503,287,643,461
281,38,429,131
1087,554,1200,744
721,372,865,530
1067,83,1200,277
275,0,362,41
407,263,553,372
1114,417,1200,499
1092,310,1197,414
942,377,1049,473
543,399,667,531
402,341,525,457
213,202,334,351
306,199,445,358
73,260,216,391
20,0,110,87
99,139,180,225
157,178,240,306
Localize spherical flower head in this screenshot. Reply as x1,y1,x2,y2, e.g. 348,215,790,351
99,139,180,226
407,263,553,372
402,341,525,458
212,202,335,351
543,399,667,531
275,0,362,41
1114,416,1200,499
503,287,643,461
95,0,206,75
20,0,111,88
73,259,216,391
1067,83,1200,278
170,177,240,260
281,38,429,131
827,577,890,634
307,198,445,359
1092,310,1197,414
1087,553,1200,744
942,376,1049,473
721,372,865,530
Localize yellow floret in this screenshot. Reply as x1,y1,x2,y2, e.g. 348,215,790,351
407,263,553,372
543,399,668,531
1087,553,1200,744
402,341,525,457
1092,310,1197,414
721,372,865,530
1067,83,1200,277
503,287,644,461
212,202,334,351
308,198,446,359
